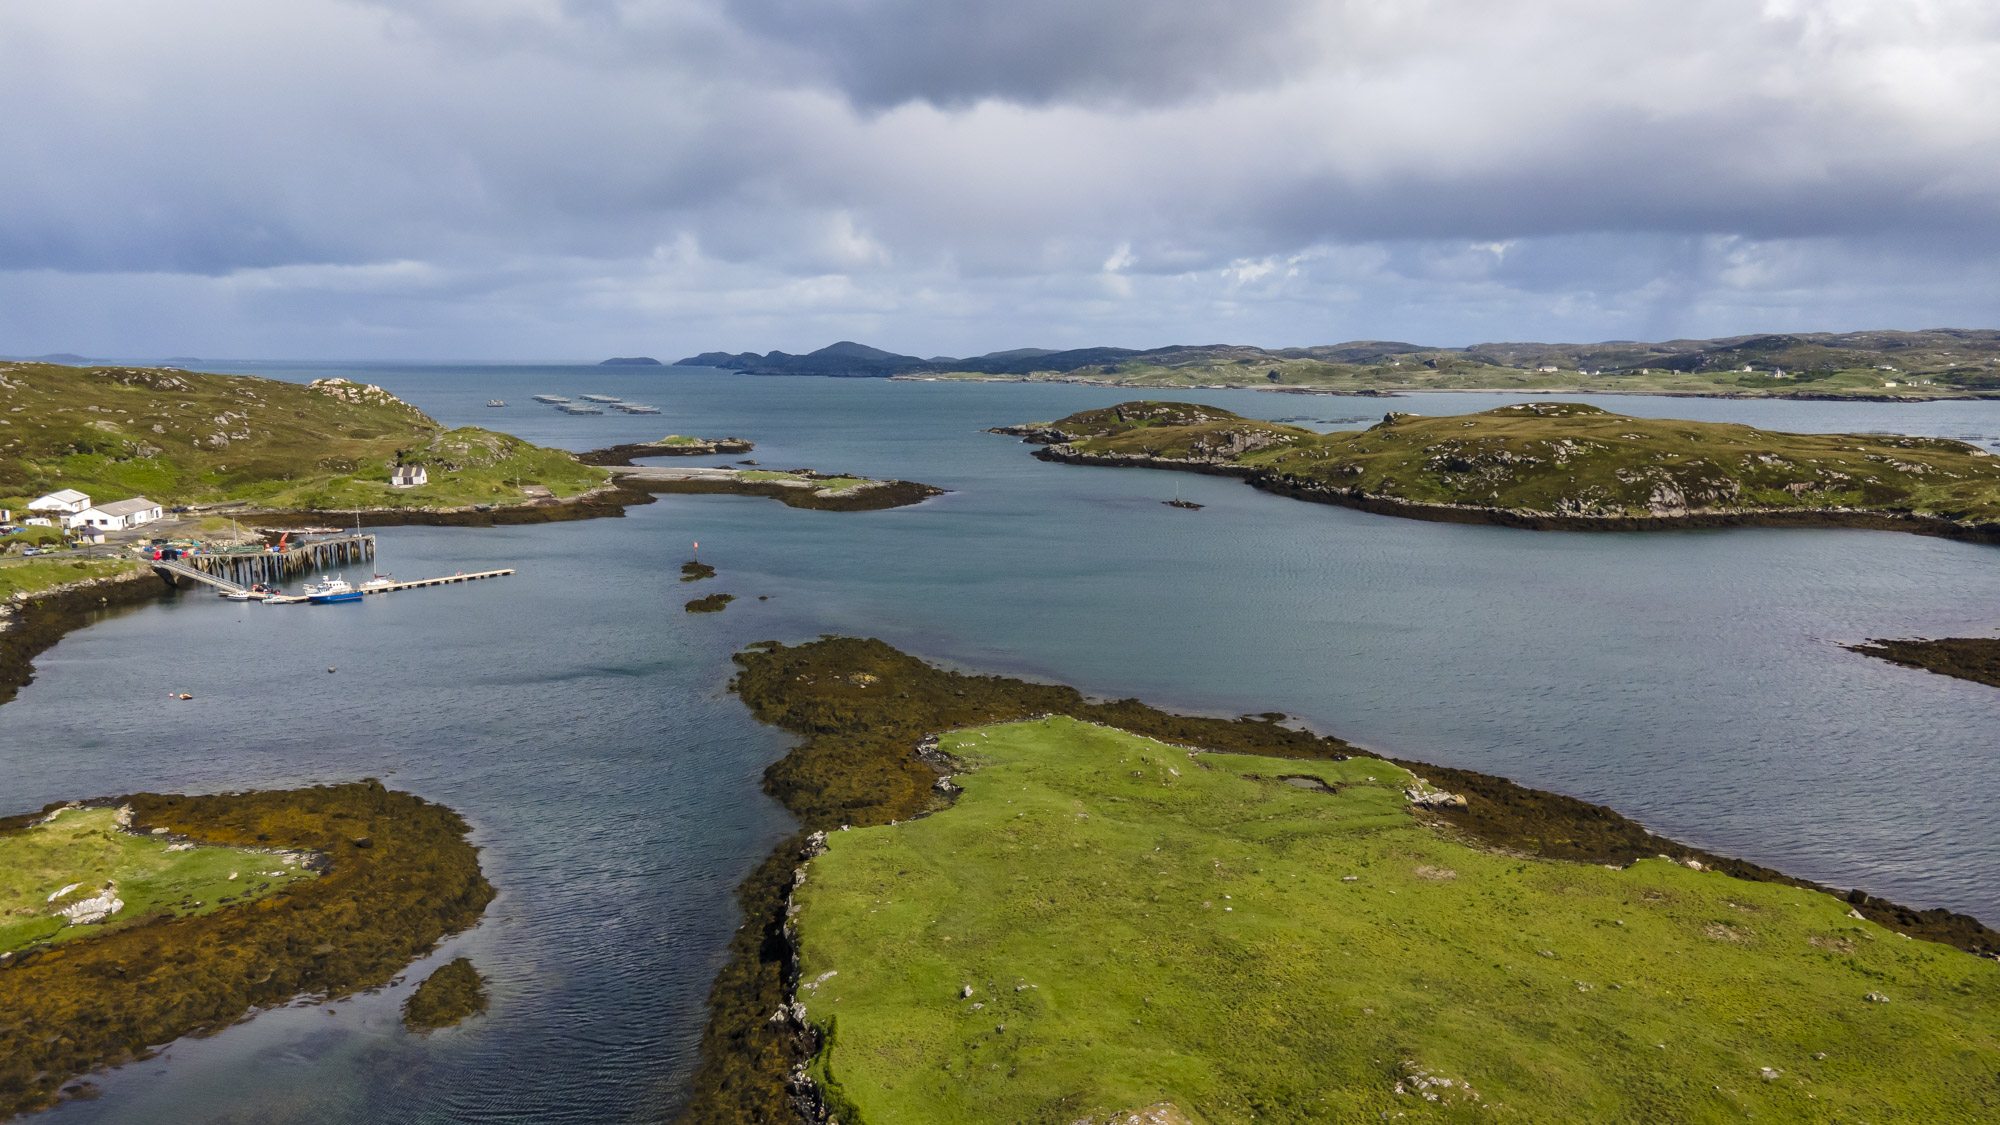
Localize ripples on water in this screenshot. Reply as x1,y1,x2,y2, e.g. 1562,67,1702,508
7,367,2000,1122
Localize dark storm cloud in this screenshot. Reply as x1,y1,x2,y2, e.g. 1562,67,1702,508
2,0,1999,356
725,0,1318,108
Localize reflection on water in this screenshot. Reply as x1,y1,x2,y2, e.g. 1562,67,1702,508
8,368,2000,1122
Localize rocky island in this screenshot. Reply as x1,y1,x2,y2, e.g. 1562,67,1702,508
577,435,756,464
610,465,944,512
678,637,2000,1125
998,400,2000,543
0,782,492,1117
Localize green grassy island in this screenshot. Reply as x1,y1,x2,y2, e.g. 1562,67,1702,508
0,782,493,1117
0,360,607,514
677,638,2000,1125
999,401,2000,542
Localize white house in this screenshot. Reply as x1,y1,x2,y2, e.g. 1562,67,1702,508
390,465,428,488
28,489,91,515
67,497,163,532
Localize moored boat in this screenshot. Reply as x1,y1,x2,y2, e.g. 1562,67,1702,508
304,575,361,604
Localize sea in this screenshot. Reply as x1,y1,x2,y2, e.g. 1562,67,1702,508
6,364,2000,1122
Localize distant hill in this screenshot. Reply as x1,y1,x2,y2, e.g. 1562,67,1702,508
676,330,2000,399
0,353,89,365
599,356,662,366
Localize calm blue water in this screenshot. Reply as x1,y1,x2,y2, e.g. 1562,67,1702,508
7,366,2000,1122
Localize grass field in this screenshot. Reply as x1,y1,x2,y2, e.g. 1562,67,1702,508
1017,401,2000,524
0,558,138,600
793,717,2000,1125
0,807,315,953
0,362,605,511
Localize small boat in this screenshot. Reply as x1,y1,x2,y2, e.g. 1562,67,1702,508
220,588,261,601
304,576,361,604
1164,482,1203,510
362,574,394,590
487,399,507,407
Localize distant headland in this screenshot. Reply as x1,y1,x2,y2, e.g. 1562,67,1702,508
677,330,2000,400
598,356,662,365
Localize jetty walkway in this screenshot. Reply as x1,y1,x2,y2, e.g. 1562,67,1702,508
158,534,375,587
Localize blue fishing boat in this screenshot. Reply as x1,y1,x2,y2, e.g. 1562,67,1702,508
304,575,361,604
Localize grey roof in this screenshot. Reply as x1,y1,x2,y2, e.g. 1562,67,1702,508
90,497,159,517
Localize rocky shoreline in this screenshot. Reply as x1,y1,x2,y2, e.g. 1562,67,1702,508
1847,636,2000,690
673,637,2000,1124
1026,445,2000,545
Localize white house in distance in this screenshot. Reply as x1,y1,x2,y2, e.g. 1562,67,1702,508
67,497,163,532
390,465,428,488
28,489,91,515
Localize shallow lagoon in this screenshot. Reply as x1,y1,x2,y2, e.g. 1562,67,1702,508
7,367,2000,1122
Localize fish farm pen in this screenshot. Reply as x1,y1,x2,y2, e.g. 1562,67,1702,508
167,534,375,587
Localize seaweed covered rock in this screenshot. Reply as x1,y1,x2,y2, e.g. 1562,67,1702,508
0,782,493,1118
403,956,489,1032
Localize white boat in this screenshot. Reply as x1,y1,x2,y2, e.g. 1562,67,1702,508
362,574,394,590
487,399,507,407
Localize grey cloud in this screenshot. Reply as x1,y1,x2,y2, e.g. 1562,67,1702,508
724,0,1318,109
3,0,2000,356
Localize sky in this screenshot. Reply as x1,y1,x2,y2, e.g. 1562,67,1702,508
3,0,1999,360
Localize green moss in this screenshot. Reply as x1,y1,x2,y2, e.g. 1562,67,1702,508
402,956,488,1032
796,717,2000,1124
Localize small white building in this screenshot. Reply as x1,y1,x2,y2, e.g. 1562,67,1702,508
67,497,163,532
390,465,428,488
23,517,54,527
28,489,91,515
